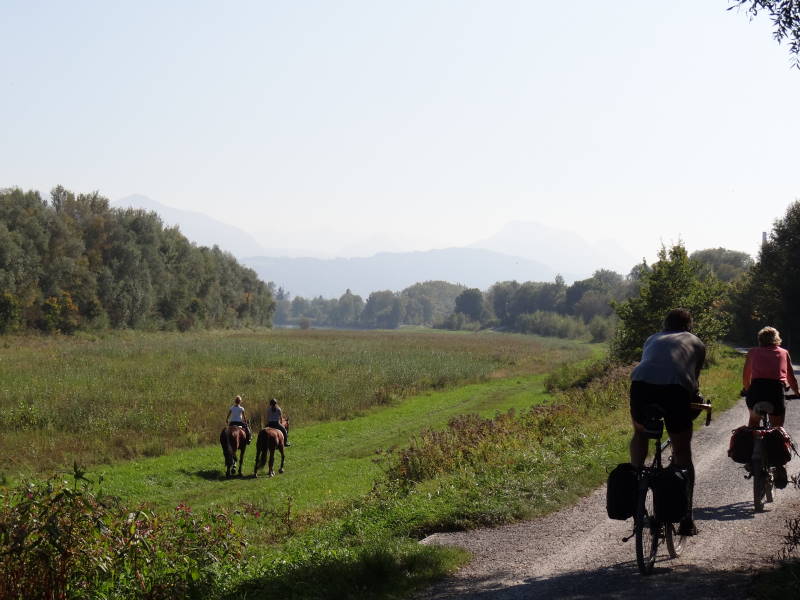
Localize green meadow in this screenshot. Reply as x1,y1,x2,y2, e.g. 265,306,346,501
94,373,556,513
0,328,594,476
0,329,748,599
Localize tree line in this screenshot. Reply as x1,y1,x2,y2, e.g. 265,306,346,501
0,187,275,333
432,245,752,345
606,200,800,362
269,244,751,343
272,280,466,329
5,184,796,357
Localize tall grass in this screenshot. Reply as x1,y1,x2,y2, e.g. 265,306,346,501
0,329,593,474
1,343,747,599
0,472,245,600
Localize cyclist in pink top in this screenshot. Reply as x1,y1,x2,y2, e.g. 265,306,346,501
742,326,798,428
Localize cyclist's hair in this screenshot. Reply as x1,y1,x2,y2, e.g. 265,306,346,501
757,326,781,346
663,308,692,332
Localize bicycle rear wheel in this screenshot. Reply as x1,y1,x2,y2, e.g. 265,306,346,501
765,468,774,503
665,522,685,558
752,458,767,512
635,484,659,574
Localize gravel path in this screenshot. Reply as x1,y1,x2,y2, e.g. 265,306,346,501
418,395,800,599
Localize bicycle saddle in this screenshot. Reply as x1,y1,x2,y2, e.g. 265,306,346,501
642,406,665,439
752,401,775,415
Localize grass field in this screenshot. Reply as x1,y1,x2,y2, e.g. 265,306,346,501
0,328,596,476
0,330,752,599
92,373,556,513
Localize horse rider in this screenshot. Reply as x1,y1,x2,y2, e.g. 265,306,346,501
227,395,251,444
268,398,290,446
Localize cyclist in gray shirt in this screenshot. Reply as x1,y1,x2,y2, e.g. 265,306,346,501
629,308,706,535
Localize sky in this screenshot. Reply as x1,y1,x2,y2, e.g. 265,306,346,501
2,0,800,265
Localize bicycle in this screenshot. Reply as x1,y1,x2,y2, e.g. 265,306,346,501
741,387,798,512
627,400,712,575
748,401,775,512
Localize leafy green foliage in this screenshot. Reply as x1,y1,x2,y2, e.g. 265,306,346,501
274,281,466,330
730,201,800,348
0,476,244,600
0,292,20,333
360,290,403,329
610,244,731,362
400,281,465,325
454,288,484,321
514,310,589,340
690,247,753,282
0,186,274,333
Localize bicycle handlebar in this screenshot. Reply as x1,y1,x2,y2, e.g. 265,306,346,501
690,402,713,427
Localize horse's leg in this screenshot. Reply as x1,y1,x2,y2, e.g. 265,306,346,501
268,447,275,477
238,442,245,476
278,445,285,474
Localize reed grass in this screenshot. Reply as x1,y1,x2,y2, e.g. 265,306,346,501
0,328,593,474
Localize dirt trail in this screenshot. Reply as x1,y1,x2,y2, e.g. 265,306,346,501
418,396,800,599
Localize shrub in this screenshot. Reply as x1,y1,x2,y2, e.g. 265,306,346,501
587,314,616,342
0,292,20,334
0,475,245,600
544,357,620,392
390,363,631,487
611,244,730,362
514,311,589,340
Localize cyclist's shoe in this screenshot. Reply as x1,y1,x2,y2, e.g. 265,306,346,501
677,517,698,536
774,466,788,489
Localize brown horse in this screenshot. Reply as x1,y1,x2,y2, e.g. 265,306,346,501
220,425,247,478
254,417,289,478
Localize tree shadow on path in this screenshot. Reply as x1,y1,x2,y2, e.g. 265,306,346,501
420,562,754,600
694,501,755,522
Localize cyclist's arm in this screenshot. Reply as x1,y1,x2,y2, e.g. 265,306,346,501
786,352,799,394
695,342,706,383
742,351,753,390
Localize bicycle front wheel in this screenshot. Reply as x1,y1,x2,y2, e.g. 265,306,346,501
665,522,685,558
635,484,659,574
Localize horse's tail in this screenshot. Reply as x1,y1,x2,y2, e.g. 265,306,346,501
220,428,234,467
255,429,268,470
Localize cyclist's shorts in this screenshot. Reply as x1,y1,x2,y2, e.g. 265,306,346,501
630,381,693,434
745,378,786,416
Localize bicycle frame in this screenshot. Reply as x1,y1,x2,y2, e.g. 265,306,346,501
632,417,682,575
749,401,775,512
629,401,711,575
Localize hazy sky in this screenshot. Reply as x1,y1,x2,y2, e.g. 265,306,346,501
2,1,799,264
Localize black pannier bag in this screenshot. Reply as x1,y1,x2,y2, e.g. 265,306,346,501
763,427,793,466
651,466,690,523
728,426,754,464
606,463,637,520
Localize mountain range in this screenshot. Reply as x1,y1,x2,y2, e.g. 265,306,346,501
114,195,637,298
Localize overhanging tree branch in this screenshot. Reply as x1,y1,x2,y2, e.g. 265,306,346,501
729,0,800,68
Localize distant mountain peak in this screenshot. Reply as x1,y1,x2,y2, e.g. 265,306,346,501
114,195,266,259
470,220,635,278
